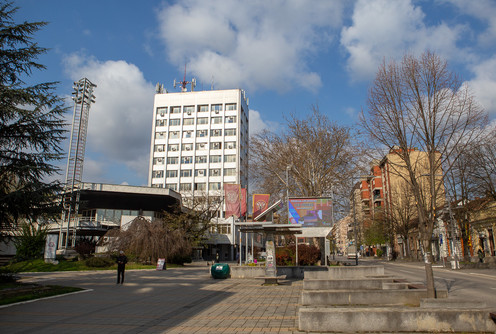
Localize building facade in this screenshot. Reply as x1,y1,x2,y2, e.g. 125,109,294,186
148,88,249,204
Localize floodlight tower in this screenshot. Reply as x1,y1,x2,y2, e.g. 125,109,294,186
59,78,96,249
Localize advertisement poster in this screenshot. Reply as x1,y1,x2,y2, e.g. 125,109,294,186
157,258,166,270
288,197,333,226
44,234,58,261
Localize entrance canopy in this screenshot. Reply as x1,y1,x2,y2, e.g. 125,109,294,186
238,223,302,235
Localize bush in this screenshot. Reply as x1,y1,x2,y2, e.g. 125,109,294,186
376,249,384,258
168,254,192,265
74,239,96,260
14,223,47,261
85,257,113,268
0,267,19,283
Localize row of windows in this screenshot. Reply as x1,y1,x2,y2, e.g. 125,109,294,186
155,128,237,139
153,154,236,165
156,103,237,115
152,168,237,179
153,182,222,191
156,116,236,125
154,141,236,152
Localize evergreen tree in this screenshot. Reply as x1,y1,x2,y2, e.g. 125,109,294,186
0,1,66,232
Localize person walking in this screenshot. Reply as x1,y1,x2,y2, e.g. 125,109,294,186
116,250,128,284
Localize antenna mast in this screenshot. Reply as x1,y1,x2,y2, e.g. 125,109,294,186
173,63,196,92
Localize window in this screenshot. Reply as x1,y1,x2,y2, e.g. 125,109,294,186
197,129,207,137
154,144,165,152
211,116,222,124
224,168,236,176
180,169,192,177
182,143,193,151
155,131,166,139
169,131,180,139
152,184,163,188
218,224,231,234
198,105,208,112
209,168,221,177
195,155,207,163
224,155,236,163
195,169,207,176
211,104,222,112
197,117,208,124
195,183,206,191
166,170,178,178
166,183,177,191
168,144,179,152
167,157,178,164
156,119,165,126
152,170,164,178
210,142,222,150
211,129,222,137
225,103,237,111
183,131,192,139
156,107,167,115
183,118,194,125
210,155,222,163
209,182,221,190
225,129,236,136
169,119,180,126
170,106,181,114
184,106,194,114
180,183,192,191
225,115,236,123
153,157,164,165
225,141,236,149
181,156,193,164
195,143,207,150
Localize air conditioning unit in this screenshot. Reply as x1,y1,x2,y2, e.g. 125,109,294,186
160,113,165,117
158,158,163,162
171,147,177,151
198,170,204,176
185,147,191,151
187,111,191,115
200,143,205,148
215,110,219,114
158,147,163,152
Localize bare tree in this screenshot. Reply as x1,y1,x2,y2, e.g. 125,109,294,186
362,51,487,297
389,180,417,258
468,128,496,200
250,106,366,215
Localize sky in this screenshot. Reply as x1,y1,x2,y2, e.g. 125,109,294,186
15,0,496,186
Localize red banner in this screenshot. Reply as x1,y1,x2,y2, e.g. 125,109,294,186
225,184,241,218
252,194,270,218
241,188,247,217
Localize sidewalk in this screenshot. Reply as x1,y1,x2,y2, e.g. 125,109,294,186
0,265,304,333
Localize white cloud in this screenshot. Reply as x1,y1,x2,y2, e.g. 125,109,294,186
63,53,155,183
249,109,280,136
441,0,496,47
465,56,496,117
341,0,463,81
156,0,346,93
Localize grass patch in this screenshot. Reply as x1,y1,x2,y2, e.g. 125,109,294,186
4,259,179,273
0,282,83,306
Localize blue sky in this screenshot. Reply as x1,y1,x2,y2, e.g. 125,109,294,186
16,0,496,186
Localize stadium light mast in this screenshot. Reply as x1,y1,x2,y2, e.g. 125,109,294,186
59,78,96,249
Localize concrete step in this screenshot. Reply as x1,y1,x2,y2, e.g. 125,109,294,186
301,289,448,306
304,265,385,280
303,277,395,290
299,306,496,333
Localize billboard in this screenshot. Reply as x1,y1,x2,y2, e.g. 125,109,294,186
288,197,333,226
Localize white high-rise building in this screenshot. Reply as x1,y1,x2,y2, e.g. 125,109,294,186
148,87,249,214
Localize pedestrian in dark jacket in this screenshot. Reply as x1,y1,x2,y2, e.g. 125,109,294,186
116,250,128,284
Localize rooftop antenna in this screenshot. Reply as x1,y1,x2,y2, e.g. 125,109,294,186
173,63,196,92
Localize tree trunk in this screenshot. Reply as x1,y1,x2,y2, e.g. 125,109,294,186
422,239,436,298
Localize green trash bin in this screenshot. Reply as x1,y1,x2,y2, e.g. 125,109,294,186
211,263,230,279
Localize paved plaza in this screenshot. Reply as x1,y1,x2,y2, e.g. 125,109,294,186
0,264,304,333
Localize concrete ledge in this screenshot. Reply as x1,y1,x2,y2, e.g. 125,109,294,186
303,278,394,290
421,298,487,309
382,282,409,289
299,306,496,332
304,265,385,280
301,289,448,306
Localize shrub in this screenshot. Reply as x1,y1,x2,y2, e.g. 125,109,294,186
85,257,113,268
168,254,192,265
288,244,321,266
0,267,19,283
74,239,96,260
376,249,384,258
14,223,47,261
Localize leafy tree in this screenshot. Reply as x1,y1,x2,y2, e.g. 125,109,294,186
0,2,66,234
13,222,47,261
362,51,487,297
